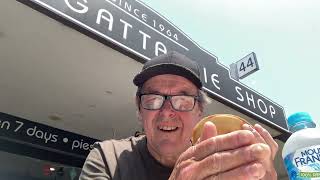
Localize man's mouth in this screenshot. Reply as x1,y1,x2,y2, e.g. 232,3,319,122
158,125,179,132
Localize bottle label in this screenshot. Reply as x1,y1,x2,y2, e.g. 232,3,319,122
284,144,320,180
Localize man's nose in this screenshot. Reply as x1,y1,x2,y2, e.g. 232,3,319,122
159,99,176,118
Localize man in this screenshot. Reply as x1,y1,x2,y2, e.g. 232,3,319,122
80,51,278,180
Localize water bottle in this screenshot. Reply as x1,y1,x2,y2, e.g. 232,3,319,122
282,112,320,180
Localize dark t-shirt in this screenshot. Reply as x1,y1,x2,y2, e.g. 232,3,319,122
80,135,173,180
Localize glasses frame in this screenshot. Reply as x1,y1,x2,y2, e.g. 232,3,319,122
138,93,200,112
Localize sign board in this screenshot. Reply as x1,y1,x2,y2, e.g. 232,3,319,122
236,52,259,79
19,0,289,132
0,112,98,167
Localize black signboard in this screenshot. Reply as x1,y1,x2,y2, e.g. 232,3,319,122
19,0,289,133
0,112,98,167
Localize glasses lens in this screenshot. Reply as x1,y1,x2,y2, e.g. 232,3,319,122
171,95,195,111
141,94,164,110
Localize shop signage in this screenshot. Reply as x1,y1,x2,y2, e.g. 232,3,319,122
0,112,98,165
21,0,289,131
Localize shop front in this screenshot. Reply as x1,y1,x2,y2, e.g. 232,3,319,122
0,0,290,179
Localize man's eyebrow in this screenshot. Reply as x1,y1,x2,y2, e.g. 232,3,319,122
141,88,160,94
180,90,197,95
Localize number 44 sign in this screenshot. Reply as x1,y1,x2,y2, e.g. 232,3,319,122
230,52,259,80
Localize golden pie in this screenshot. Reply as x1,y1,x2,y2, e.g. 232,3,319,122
192,114,249,144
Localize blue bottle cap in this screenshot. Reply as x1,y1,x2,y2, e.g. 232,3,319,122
287,112,315,129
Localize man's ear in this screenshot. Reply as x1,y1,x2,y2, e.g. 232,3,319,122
135,96,144,126
198,109,203,118
136,110,143,124
198,103,204,117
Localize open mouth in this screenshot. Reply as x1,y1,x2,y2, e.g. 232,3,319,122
158,126,179,132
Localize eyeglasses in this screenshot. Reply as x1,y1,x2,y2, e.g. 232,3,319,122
139,93,199,112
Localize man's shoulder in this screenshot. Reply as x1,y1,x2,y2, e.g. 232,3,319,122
93,135,147,171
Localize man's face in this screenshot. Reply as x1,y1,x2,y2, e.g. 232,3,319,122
138,74,202,163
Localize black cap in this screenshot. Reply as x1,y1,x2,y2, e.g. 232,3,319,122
133,51,202,88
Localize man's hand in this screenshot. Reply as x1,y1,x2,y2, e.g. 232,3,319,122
169,122,272,180
243,124,279,180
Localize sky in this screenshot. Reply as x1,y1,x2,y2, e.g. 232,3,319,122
144,0,320,126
